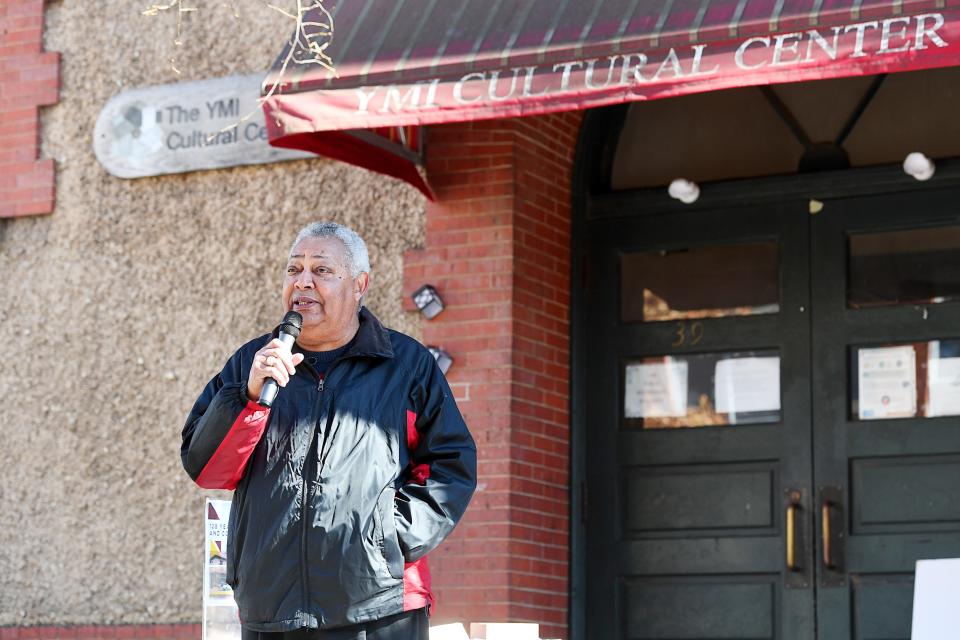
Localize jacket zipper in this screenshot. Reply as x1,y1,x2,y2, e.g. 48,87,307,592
313,358,345,478
299,373,325,629
299,361,341,627
299,433,314,626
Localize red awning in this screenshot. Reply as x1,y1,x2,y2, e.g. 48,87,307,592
263,0,960,197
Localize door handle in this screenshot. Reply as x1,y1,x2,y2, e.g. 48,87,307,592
786,501,799,571
821,501,834,569
783,489,809,589
819,486,846,587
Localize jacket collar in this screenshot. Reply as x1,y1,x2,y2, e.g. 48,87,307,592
272,306,394,361
344,307,394,360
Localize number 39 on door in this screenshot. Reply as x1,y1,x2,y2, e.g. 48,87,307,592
672,321,704,347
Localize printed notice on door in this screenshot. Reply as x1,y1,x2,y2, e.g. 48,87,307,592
714,357,781,414
204,499,240,640
624,360,688,418
927,355,960,417
858,346,916,420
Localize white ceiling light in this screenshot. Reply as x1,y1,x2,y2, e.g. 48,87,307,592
903,152,935,181
668,178,700,204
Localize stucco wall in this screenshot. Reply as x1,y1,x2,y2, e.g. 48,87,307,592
0,1,424,626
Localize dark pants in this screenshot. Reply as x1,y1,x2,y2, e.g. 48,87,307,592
240,609,429,640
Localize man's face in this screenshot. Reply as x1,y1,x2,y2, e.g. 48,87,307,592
282,236,368,346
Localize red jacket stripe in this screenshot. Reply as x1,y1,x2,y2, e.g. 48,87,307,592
403,557,434,612
406,409,420,450
195,402,270,490
407,409,431,484
403,409,435,612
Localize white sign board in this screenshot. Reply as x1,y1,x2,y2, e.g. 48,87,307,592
94,74,314,178
714,357,780,414
428,623,470,640
624,360,688,418
911,558,960,639
858,346,916,419
204,499,240,640
469,623,541,639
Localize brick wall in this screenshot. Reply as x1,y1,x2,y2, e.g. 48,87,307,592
404,111,582,639
0,0,59,218
0,625,199,639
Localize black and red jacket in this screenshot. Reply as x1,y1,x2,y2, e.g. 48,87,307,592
180,308,477,632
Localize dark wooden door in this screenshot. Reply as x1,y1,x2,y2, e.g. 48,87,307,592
582,188,960,638
810,189,960,640
583,201,815,639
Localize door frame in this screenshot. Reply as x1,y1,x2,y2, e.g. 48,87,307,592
569,105,960,640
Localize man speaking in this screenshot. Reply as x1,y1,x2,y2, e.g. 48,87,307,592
181,222,477,639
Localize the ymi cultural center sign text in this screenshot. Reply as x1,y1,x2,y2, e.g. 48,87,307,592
94,74,312,178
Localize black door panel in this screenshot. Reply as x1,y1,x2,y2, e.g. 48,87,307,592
811,190,960,639
583,188,960,638
584,203,814,639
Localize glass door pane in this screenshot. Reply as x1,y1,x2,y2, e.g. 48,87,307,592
621,242,780,322
848,225,960,309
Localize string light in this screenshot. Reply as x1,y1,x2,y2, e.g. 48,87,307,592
903,152,935,181
668,178,700,204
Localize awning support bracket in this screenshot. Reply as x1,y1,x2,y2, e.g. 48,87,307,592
760,74,886,172
759,85,811,149
835,74,886,147
760,74,886,151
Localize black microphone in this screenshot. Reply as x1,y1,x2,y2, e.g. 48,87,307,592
258,311,303,408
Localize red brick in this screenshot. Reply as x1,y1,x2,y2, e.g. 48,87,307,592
175,625,200,639
5,2,44,18
4,16,42,32
405,112,580,637
3,29,42,45
0,0,58,218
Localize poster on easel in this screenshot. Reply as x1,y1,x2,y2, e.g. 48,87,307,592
204,498,241,640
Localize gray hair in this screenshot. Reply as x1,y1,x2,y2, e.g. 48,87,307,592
289,221,371,278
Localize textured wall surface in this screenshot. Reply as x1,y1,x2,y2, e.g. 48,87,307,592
0,0,424,626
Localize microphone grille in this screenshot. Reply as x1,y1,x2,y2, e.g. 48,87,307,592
279,311,303,337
